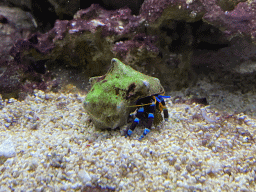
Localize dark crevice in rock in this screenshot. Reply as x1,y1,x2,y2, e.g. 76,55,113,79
0,15,8,24
81,0,144,16
160,20,230,53
31,0,58,32
98,0,144,15
113,37,130,44
194,42,229,51
28,34,38,44
29,59,48,74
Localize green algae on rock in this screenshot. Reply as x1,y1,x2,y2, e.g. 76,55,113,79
83,58,165,129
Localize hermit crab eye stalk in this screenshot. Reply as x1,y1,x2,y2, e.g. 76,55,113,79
124,94,170,141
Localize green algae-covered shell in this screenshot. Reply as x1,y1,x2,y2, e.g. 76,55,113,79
84,58,165,129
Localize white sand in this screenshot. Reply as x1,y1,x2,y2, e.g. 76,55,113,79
0,90,255,191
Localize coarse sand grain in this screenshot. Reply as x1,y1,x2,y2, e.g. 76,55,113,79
0,89,255,191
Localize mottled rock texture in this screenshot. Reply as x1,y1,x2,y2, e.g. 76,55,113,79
2,0,256,99
2,0,145,32
202,1,256,40
0,6,36,60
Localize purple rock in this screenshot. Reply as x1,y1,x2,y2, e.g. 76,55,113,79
203,1,256,40
2,0,256,100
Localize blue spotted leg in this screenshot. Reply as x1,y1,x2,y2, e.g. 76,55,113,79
125,97,156,140
125,94,170,140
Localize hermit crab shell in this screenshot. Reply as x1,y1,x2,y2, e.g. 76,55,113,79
83,58,165,129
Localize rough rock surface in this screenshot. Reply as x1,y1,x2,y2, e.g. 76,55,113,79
2,0,145,32
0,6,36,60
5,0,80,18
140,0,204,23
1,0,256,103
202,1,256,40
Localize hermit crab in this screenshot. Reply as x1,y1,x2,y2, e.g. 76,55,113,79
84,58,169,140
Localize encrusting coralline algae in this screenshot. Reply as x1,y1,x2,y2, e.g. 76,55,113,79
0,90,255,191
